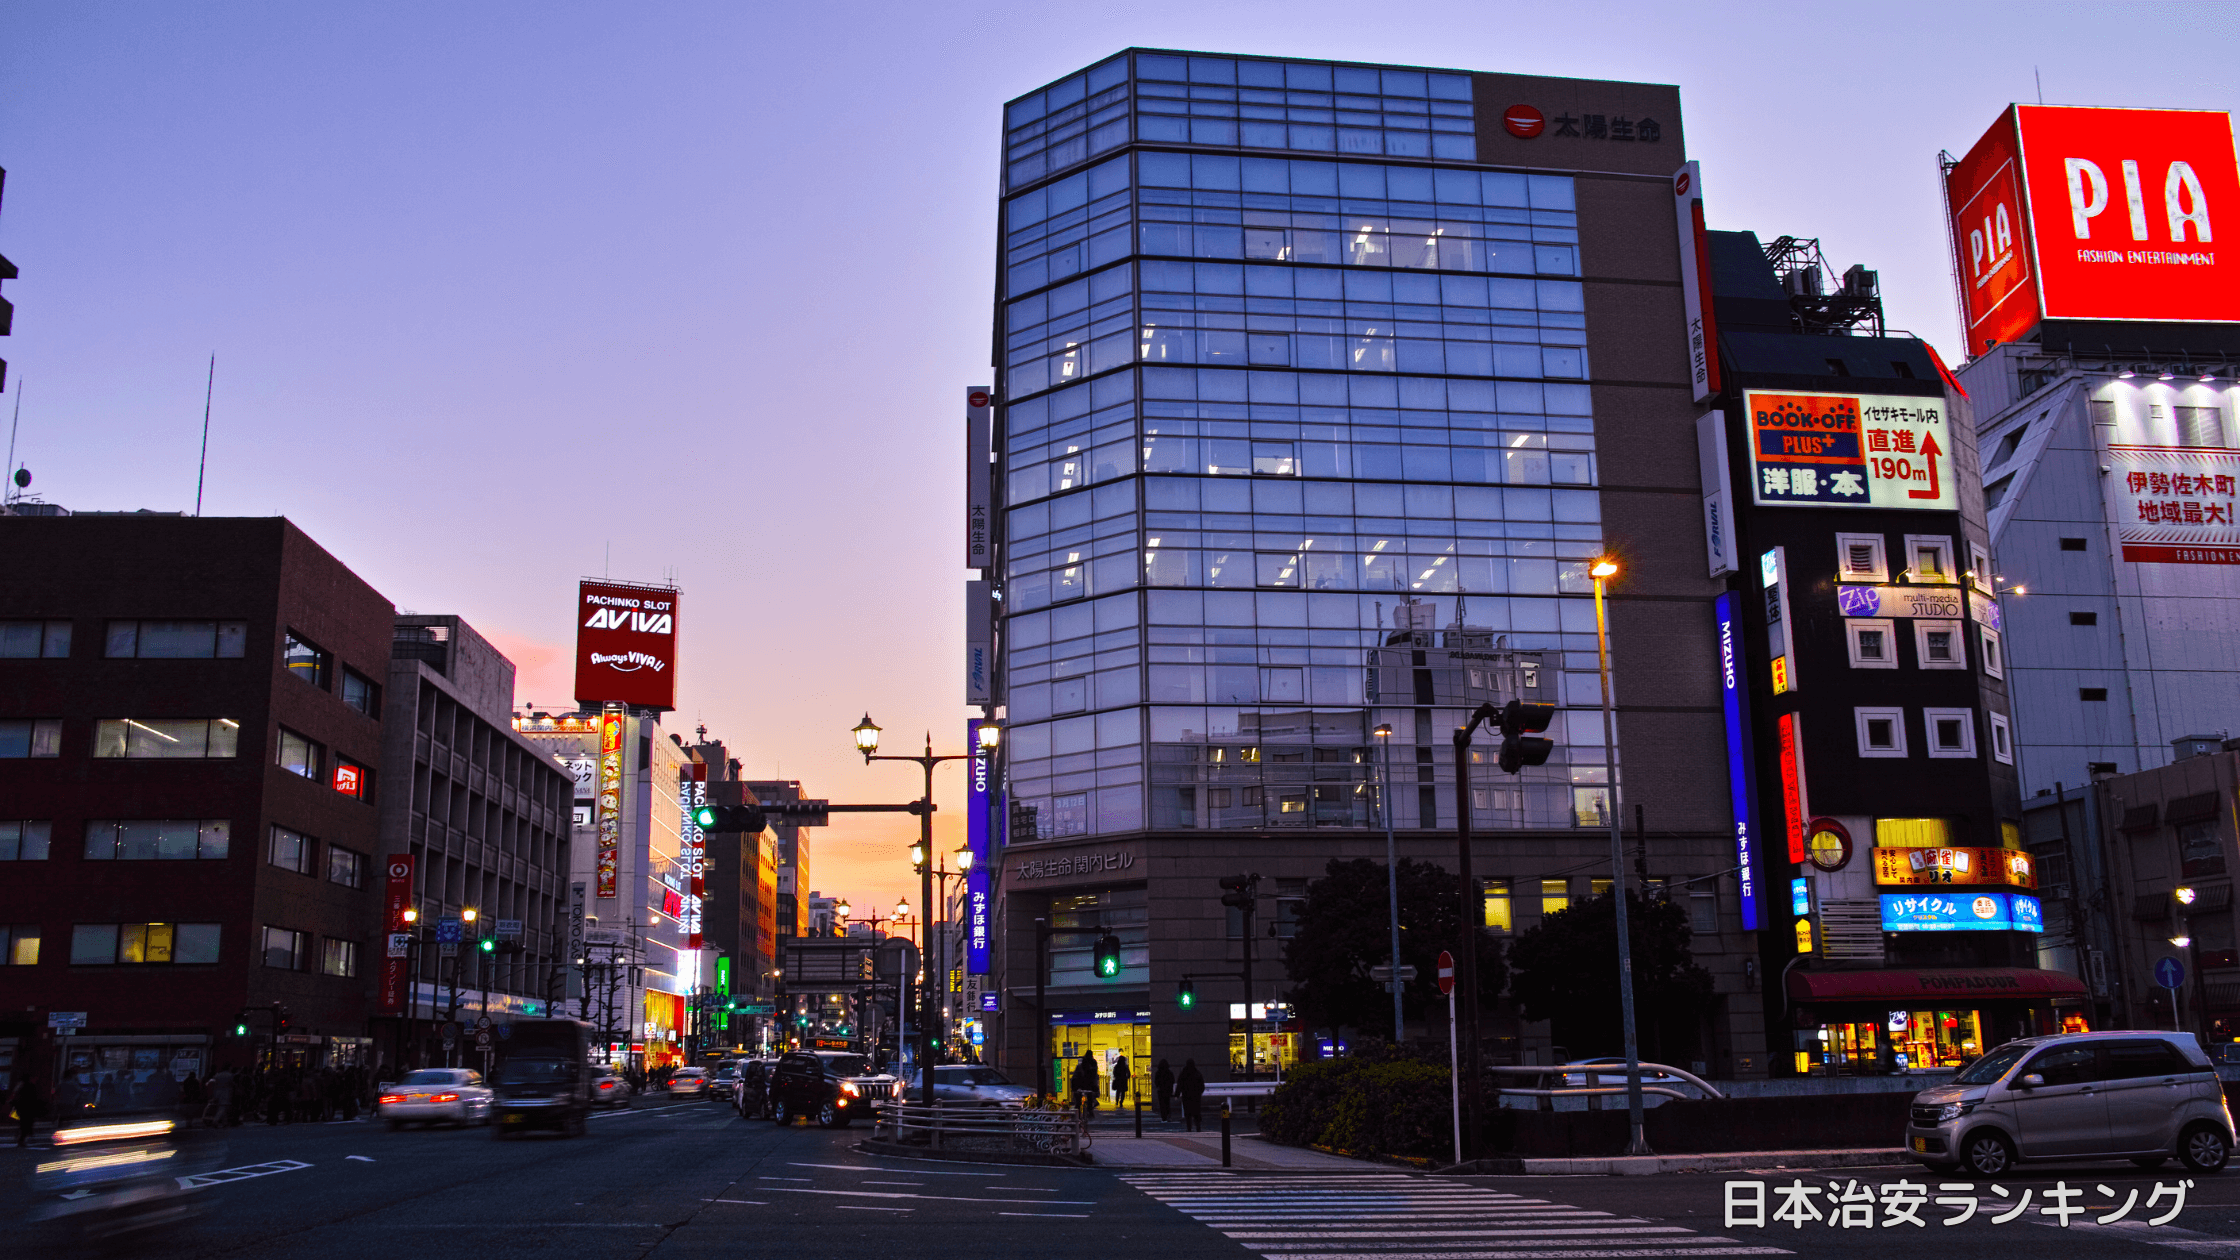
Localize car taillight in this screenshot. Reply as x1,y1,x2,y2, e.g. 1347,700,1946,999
433,1093,460,1103
379,1095,402,1105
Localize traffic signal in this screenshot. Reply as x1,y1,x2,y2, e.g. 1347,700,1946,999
1496,699,1557,773
1093,933,1123,979
480,936,496,953
1218,873,1259,913
693,803,767,832
1176,977,1195,1010
233,1021,249,1037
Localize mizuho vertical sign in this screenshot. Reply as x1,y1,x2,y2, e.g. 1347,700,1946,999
966,718,992,975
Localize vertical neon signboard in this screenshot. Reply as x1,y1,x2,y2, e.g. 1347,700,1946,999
680,763,707,948
1715,592,1762,931
596,707,624,900
966,719,992,975
1778,712,1808,864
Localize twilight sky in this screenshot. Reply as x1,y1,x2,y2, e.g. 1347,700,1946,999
1,1,2232,920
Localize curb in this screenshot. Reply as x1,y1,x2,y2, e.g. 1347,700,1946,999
1439,1148,1911,1176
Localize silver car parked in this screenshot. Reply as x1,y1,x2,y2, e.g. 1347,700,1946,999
1906,1032,2234,1177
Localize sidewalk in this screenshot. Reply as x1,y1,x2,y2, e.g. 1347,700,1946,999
1446,1148,1911,1176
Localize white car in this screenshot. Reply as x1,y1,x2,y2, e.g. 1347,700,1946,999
380,1068,495,1128
667,1067,711,1099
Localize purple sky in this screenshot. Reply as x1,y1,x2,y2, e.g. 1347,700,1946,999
2,1,2230,918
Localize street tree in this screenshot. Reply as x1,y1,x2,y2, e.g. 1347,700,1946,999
1281,857,1506,1038
1505,890,1713,1063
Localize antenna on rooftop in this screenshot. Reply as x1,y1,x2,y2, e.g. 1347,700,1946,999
194,355,215,516
4,376,21,505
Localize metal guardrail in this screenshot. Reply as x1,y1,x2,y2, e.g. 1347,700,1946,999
872,1102,1091,1157
1487,1061,1727,1104
1201,1081,1279,1099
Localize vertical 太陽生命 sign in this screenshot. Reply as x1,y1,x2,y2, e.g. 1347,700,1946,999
1672,162,1720,406
966,719,992,975
966,386,993,570
596,708,624,900
1714,593,1760,930
573,580,679,711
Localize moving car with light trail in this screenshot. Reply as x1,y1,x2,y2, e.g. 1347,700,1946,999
379,1068,494,1128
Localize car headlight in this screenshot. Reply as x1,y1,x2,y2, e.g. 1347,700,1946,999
1937,1102,1975,1123
841,1082,860,1097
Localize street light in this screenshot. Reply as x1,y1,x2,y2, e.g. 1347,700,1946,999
956,843,975,873
850,714,980,1105
462,907,478,923
1588,552,1651,1158
977,723,1002,750
1373,723,1403,1043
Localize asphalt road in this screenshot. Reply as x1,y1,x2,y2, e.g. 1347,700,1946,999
9,1099,2240,1260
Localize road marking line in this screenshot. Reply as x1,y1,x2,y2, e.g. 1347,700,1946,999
346,1156,375,1162
1001,1212,1093,1218
178,1159,312,1189
761,1187,1097,1205
788,1161,991,1177
759,1176,813,1181
862,1181,925,1186
701,1199,770,1205
835,1205,915,1212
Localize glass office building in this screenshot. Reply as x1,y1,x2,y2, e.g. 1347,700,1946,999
987,51,1751,1078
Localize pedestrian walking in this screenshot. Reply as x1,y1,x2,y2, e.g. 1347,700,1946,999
1153,1058,1175,1122
1178,1058,1206,1132
8,1074,47,1146
210,1067,236,1127
1110,1055,1131,1107
1069,1052,1099,1113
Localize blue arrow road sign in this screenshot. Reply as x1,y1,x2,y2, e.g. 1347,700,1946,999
436,919,462,944
2157,956,2186,989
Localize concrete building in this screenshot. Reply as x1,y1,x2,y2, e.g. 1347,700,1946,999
1964,344,2240,795
0,516,394,1095
744,778,813,945
983,50,1759,1088
512,707,697,1068
380,615,573,1068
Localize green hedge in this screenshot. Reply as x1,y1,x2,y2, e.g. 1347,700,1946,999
1262,1057,1453,1159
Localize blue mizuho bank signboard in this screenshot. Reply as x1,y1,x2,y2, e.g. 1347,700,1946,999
966,719,993,975
1715,592,1762,931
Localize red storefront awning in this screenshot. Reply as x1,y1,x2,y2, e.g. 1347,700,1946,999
1788,967,2088,1003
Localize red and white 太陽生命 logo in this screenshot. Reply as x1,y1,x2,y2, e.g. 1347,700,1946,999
1503,105,1544,138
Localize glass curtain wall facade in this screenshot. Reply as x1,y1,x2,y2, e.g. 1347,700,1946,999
998,52,1615,842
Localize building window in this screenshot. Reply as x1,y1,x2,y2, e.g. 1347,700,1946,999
329,846,365,889
1855,707,1908,758
1969,543,1994,591
284,630,332,689
2059,537,2088,551
2080,688,2109,702
1835,533,1887,583
1875,818,1954,847
1979,625,2005,679
1924,708,1977,758
0,925,39,965
1846,618,1897,669
93,717,241,758
1689,890,1718,934
1982,475,2015,511
2070,611,2098,625
1540,879,1569,917
333,757,371,800
270,825,316,874
1048,793,1089,837
0,821,52,860
104,620,247,659
1902,535,1955,583
0,620,71,658
1914,620,1966,669
262,926,309,970
83,820,231,861
1272,879,1307,938
1989,712,2014,764
342,669,380,717
277,728,323,780
321,938,360,979
72,922,221,965
0,719,63,758
1483,879,1512,933
2181,822,2227,877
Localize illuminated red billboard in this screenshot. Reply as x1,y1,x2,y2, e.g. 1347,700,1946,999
1947,105,2239,356
572,580,679,710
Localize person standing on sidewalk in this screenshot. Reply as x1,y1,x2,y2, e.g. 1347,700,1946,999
1153,1059,1174,1122
1177,1058,1205,1132
9,1074,47,1146
1069,1052,1098,1113
1110,1055,1132,1108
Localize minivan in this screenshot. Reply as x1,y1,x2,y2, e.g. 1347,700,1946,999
1905,1031,2233,1176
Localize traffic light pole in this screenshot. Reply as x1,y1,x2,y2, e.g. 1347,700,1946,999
1032,920,1120,1101
1448,721,1488,1159
1593,565,1651,1157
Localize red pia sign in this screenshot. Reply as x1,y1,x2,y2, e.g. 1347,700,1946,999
1436,950,1456,996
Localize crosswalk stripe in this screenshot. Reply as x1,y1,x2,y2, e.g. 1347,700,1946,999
1120,1173,1790,1260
